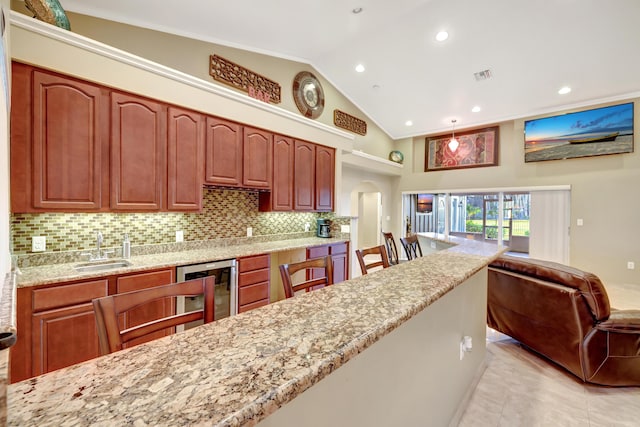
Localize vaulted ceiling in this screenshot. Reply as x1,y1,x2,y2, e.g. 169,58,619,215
59,0,640,140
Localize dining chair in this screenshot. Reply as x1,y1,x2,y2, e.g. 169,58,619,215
92,276,215,355
355,245,390,275
279,255,334,299
382,231,401,265
400,234,423,261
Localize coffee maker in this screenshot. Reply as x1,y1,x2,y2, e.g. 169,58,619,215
317,219,331,238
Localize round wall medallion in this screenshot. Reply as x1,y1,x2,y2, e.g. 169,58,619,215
389,150,404,164
292,71,325,119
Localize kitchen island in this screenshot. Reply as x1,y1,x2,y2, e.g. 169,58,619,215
7,235,505,426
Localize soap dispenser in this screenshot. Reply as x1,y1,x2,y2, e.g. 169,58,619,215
122,233,131,259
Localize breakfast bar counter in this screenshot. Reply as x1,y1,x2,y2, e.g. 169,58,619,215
7,236,505,426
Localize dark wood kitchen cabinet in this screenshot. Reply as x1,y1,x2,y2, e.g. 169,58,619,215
111,91,166,210
167,106,204,211
261,139,335,212
259,134,294,211
237,254,271,313
242,126,272,189
11,268,174,383
315,145,335,211
306,241,349,285
204,117,243,187
10,63,109,212
204,118,272,189
293,140,316,211
24,278,109,380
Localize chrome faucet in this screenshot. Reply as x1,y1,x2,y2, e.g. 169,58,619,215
81,231,113,261
96,231,103,257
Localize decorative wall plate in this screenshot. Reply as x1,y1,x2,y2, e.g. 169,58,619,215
292,71,324,119
25,0,71,30
389,150,404,164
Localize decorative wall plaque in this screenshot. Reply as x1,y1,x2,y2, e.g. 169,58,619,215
209,55,281,104
333,109,367,136
293,71,324,119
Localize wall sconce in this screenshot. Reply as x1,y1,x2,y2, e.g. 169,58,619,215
448,119,459,152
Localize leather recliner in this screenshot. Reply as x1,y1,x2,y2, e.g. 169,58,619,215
488,255,640,386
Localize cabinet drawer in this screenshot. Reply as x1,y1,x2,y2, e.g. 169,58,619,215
116,269,174,293
238,254,270,272
238,298,269,314
238,269,269,287
330,243,348,255
32,279,109,312
238,282,269,306
307,245,329,259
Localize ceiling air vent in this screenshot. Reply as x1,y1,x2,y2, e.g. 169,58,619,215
474,69,492,81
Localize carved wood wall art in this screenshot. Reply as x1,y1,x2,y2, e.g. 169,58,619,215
209,55,281,104
333,109,367,135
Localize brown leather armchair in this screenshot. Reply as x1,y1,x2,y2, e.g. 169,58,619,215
488,255,640,386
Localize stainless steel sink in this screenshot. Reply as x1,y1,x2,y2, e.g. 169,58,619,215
73,259,132,272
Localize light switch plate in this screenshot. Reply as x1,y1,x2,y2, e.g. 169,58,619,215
175,230,184,242
247,227,253,237
340,225,350,233
32,236,46,252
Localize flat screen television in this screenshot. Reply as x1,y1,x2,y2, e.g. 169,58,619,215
417,194,433,213
524,102,634,163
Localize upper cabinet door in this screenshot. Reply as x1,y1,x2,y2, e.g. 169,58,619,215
204,117,242,187
167,107,204,211
294,140,316,211
271,135,295,211
111,92,166,210
32,70,105,210
242,126,272,189
315,145,335,211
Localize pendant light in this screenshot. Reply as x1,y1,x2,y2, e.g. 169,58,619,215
448,119,459,152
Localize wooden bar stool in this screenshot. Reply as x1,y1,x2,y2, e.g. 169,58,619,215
92,276,215,355
355,245,390,275
279,255,333,299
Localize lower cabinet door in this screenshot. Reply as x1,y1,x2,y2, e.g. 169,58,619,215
330,242,349,283
32,303,100,376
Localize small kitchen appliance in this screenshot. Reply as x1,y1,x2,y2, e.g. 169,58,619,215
317,219,332,238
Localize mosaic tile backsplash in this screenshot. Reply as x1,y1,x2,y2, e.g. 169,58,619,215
11,188,348,255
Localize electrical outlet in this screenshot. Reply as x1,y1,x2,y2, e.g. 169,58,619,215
340,225,350,233
247,227,253,237
32,236,46,252
304,223,310,232
577,218,584,226
628,261,635,270
175,230,184,243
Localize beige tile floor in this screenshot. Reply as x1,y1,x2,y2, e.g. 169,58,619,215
458,283,640,427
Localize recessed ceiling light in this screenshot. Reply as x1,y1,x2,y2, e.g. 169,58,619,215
355,64,365,73
471,106,481,113
352,7,363,14
405,120,413,126
558,86,571,95
435,31,449,42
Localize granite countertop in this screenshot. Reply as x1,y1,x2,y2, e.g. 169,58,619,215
7,236,506,426
16,236,348,288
